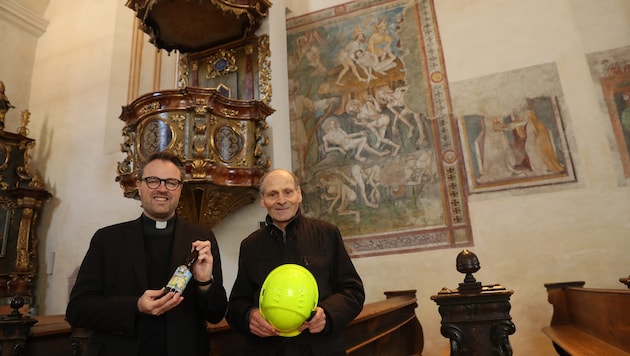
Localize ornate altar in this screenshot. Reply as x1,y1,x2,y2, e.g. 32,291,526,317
0,82,51,308
119,1,274,227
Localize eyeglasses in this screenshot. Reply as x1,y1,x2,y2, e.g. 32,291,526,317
140,176,182,191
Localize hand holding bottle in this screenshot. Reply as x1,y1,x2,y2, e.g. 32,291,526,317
190,240,214,289
162,240,214,295
137,240,214,315
138,289,183,316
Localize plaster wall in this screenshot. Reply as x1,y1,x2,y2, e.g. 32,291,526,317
1,0,628,355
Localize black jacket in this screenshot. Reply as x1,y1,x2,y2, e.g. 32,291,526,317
66,216,228,356
226,211,365,355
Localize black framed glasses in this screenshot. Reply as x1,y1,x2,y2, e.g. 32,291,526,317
140,176,182,191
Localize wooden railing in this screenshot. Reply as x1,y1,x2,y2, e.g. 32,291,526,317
1,290,423,356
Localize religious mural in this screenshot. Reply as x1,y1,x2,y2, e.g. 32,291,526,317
451,63,577,193
286,0,473,257
587,45,630,183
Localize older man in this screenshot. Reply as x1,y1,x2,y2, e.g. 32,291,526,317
226,168,365,356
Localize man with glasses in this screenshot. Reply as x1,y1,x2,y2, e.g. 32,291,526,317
66,151,227,356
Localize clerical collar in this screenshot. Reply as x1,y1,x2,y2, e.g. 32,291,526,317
142,214,176,230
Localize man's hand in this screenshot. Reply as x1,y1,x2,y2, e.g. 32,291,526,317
248,308,279,337
299,306,326,334
191,240,213,290
137,289,183,316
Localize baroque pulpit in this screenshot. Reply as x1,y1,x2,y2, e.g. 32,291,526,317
117,87,274,227
118,1,275,227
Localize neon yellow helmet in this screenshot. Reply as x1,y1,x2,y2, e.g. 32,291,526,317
259,264,319,337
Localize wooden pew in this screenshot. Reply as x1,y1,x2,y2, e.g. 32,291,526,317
341,290,423,355
209,289,424,355
542,281,630,355
23,315,73,356
11,289,423,355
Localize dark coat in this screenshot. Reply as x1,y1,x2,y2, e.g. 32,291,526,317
226,211,365,355
66,216,227,356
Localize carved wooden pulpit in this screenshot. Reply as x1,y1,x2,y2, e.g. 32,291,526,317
117,87,274,228
119,1,275,227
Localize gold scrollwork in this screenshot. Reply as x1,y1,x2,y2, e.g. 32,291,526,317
0,143,11,170
220,107,239,117
190,159,207,179
206,49,238,79
170,114,186,131
174,142,186,160
117,125,136,176
17,140,36,181
139,101,161,115
192,119,207,158
178,54,189,89
16,205,34,272
0,177,8,191
254,120,270,168
195,106,208,115
208,0,270,26
18,110,30,136
258,35,272,105
194,99,208,115
202,190,230,226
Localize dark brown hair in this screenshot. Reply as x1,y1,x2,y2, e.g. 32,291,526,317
137,151,185,181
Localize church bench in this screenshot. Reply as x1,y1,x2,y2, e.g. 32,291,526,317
1,290,423,355
208,289,424,355
542,281,630,355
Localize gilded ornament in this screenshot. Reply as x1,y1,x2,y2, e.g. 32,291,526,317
206,49,238,79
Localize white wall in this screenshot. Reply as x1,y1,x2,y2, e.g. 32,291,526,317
2,0,629,355
0,0,48,132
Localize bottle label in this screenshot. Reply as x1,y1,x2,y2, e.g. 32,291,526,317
165,265,192,294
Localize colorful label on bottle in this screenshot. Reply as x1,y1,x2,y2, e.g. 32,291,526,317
165,265,192,294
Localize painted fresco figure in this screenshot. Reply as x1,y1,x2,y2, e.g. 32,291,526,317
375,85,426,145
521,110,564,175
346,96,401,155
316,171,361,223
335,27,369,85
367,17,396,69
321,117,388,162
289,78,315,178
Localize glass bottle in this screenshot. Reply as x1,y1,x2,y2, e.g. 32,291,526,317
163,249,198,295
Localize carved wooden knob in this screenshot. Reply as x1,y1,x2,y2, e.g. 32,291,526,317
456,249,482,291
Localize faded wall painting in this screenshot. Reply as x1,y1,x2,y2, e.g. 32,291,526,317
587,45,630,183
286,0,472,258
451,63,577,194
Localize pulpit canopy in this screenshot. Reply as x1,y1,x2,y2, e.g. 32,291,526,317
125,0,272,52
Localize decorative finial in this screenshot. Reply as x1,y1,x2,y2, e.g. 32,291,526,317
456,249,482,292
9,295,24,318
18,110,30,136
